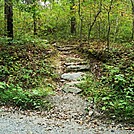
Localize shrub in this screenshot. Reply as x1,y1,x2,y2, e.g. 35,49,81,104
0,82,52,110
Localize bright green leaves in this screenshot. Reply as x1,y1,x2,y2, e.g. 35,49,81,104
78,43,134,120
0,82,52,110
0,43,56,89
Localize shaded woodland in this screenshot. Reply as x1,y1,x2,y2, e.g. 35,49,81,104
0,0,134,122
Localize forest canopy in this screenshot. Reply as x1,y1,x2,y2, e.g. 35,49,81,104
0,0,134,43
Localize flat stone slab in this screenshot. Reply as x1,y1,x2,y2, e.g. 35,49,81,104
62,81,82,94
62,87,82,94
57,47,74,51
64,62,87,66
61,72,85,81
61,51,73,54
65,81,81,86
66,65,90,72
66,57,85,62
62,86,82,94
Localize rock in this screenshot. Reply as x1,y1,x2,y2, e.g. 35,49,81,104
98,127,104,131
46,127,52,131
61,81,82,93
66,57,85,62
66,65,90,72
60,79,66,82
64,62,87,66
57,47,74,51
65,81,81,86
88,111,94,116
62,51,73,54
61,72,85,81
62,86,82,94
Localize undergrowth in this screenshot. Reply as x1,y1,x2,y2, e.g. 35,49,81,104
0,40,58,109
0,82,52,110
78,41,134,121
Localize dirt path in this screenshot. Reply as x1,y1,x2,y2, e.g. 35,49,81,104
0,43,133,134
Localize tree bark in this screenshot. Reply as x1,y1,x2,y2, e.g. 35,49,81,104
106,0,113,51
78,0,82,45
88,0,102,42
70,0,76,34
33,10,37,35
33,1,37,35
4,0,13,41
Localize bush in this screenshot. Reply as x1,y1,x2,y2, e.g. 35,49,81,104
100,63,134,119
0,82,52,110
0,42,56,89
78,43,134,121
0,39,57,110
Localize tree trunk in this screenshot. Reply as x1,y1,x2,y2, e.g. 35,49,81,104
106,0,113,51
78,0,82,45
70,0,76,34
4,0,13,41
71,16,76,34
33,2,37,35
33,11,37,35
88,0,102,42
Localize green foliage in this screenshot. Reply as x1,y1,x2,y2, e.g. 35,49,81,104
0,0,133,117
0,82,52,109
0,42,56,89
0,39,57,109
0,0,133,41
79,74,133,120
100,48,134,119
78,43,134,120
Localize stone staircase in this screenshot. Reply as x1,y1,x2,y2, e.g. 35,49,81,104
55,44,90,94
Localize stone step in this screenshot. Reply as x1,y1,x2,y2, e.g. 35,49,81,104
62,86,82,94
57,47,75,51
65,81,81,86
61,51,73,54
64,61,87,66
52,42,78,48
66,65,90,72
61,72,85,81
61,81,82,94
66,57,85,62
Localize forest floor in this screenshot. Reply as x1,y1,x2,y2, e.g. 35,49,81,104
0,42,133,134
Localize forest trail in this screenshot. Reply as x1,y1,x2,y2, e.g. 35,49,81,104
0,43,133,134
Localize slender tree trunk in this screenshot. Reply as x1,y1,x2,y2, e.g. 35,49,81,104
33,11,37,35
88,10,101,40
78,0,82,45
88,0,102,43
106,0,113,51
33,2,37,35
70,0,76,34
4,0,13,41
71,16,76,34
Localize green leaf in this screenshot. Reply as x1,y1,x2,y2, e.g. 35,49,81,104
102,97,110,101
102,106,106,110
